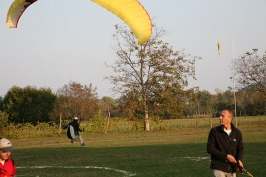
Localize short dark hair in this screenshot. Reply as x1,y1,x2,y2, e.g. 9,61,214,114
222,109,234,119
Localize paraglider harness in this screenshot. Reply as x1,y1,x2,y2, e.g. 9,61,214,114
66,123,77,140
65,117,82,140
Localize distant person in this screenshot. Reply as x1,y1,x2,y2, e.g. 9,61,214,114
64,117,85,146
207,109,244,177
0,138,16,177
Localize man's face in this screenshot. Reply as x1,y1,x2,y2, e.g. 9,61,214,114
219,110,232,126
0,150,11,161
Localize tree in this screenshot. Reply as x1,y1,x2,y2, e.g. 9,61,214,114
53,81,99,121
214,90,234,113
235,49,266,97
118,90,144,120
100,96,120,118
196,90,214,117
236,91,266,116
0,111,9,129
0,96,3,111
107,24,201,130
3,86,56,124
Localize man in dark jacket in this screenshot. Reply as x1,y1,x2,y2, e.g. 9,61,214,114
65,117,85,146
207,109,244,177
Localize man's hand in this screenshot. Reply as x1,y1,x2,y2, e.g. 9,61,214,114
236,160,244,174
226,154,236,163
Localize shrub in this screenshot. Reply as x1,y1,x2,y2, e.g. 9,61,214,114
150,116,166,130
1,122,58,139
90,110,108,133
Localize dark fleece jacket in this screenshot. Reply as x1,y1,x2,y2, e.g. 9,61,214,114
207,123,244,173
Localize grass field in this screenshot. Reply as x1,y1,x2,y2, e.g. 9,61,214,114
9,117,266,176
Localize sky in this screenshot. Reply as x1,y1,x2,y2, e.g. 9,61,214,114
1,0,266,98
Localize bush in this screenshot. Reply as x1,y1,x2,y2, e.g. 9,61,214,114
150,116,166,130
90,110,109,133
1,122,58,139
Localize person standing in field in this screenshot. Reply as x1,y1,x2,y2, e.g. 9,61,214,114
0,138,16,177
207,109,244,177
64,117,85,146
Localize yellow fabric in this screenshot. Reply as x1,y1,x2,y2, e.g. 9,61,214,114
6,0,152,44
92,0,152,45
217,42,221,55
6,0,37,28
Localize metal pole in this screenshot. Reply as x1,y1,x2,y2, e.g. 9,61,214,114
232,38,237,127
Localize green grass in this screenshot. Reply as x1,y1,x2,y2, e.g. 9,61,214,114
10,120,266,177
12,142,266,177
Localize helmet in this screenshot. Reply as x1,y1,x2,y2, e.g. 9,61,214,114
74,117,78,120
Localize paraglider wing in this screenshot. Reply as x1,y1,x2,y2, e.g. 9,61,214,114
6,0,37,28
92,0,152,45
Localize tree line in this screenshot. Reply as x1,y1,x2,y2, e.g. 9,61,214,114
1,24,265,130
0,81,265,127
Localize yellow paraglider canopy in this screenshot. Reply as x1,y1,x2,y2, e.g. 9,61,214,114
6,0,37,28
91,0,152,45
6,0,152,45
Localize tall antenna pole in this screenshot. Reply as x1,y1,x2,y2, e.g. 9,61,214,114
218,37,237,126
232,38,237,127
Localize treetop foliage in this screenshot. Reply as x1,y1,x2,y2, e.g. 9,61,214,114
108,23,201,121
2,86,56,125
53,81,99,121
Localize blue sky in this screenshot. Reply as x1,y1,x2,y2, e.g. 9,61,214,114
1,0,266,98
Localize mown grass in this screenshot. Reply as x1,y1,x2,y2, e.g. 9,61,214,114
9,117,266,177
13,142,266,177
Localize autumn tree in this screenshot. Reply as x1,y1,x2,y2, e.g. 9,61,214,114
53,81,99,121
235,49,266,97
107,24,201,130
118,90,144,120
